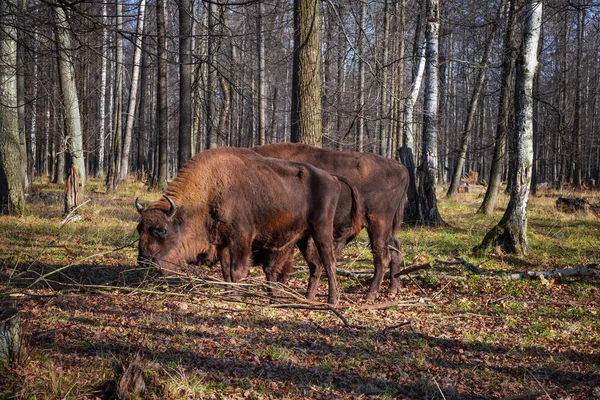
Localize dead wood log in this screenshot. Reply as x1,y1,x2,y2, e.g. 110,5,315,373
393,262,432,278
501,264,597,280
336,269,374,279
436,257,483,274
0,307,21,368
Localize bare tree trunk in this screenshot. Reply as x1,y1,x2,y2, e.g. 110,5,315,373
106,0,123,194
378,0,390,157
392,0,405,156
291,0,322,147
29,33,39,181
0,0,25,215
97,2,109,178
476,0,542,255
154,0,168,190
355,0,366,152
257,0,266,145
16,0,28,191
572,5,583,188
205,2,218,149
53,4,86,214
447,0,505,198
120,0,147,181
178,0,192,169
414,0,444,226
478,0,518,215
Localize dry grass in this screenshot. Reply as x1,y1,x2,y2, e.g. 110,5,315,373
0,179,599,399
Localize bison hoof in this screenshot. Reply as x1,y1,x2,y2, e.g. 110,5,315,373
365,291,379,301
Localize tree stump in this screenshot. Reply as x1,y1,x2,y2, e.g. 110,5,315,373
0,307,21,368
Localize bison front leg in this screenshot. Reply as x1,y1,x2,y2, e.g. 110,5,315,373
218,247,232,282
228,235,253,283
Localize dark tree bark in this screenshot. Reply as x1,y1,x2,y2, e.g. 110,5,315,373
0,0,25,215
178,0,192,169
153,0,168,190
106,0,123,194
447,0,505,198
478,0,518,215
291,0,322,147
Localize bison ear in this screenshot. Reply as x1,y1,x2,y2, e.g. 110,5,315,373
163,195,177,218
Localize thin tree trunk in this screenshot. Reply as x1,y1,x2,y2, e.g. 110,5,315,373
154,0,168,190
106,0,123,194
291,0,322,147
16,0,28,191
355,0,366,152
97,2,109,178
205,2,218,149
478,0,518,215
53,4,86,214
475,0,542,255
257,0,266,145
447,0,505,198
414,0,444,226
378,0,390,157
120,0,147,181
178,0,192,169
0,0,25,215
572,5,583,188
29,33,39,181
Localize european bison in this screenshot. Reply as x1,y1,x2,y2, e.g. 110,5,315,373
253,143,409,300
135,147,355,305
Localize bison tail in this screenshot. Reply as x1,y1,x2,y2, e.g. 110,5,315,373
392,179,409,233
334,175,363,236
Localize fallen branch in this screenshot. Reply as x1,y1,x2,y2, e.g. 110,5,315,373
336,269,373,279
501,264,597,280
394,262,431,278
436,257,483,274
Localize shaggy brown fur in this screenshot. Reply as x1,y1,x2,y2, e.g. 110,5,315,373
136,147,359,305
253,143,409,300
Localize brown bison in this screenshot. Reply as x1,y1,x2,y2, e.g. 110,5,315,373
135,147,358,305
253,143,409,300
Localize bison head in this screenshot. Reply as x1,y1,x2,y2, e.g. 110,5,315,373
135,195,189,272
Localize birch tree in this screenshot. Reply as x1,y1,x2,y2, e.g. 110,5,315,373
415,0,444,226
476,0,543,255
120,0,147,181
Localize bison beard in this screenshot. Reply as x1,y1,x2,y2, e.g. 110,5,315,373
253,143,409,300
135,147,348,306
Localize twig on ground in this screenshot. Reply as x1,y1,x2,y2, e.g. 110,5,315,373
337,269,373,279
394,262,431,278
433,378,447,400
501,264,597,280
382,320,412,332
436,257,483,274
60,199,91,226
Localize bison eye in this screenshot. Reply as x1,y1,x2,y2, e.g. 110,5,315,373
153,227,168,239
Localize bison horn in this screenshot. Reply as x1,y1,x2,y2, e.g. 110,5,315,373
163,195,176,217
135,197,144,214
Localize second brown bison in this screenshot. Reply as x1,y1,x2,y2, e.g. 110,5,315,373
254,143,409,300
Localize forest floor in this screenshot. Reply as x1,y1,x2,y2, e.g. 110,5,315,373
0,178,599,399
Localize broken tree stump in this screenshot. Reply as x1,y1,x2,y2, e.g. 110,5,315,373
0,307,21,368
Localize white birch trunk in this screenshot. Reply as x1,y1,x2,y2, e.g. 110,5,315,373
119,0,147,181
98,1,109,177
